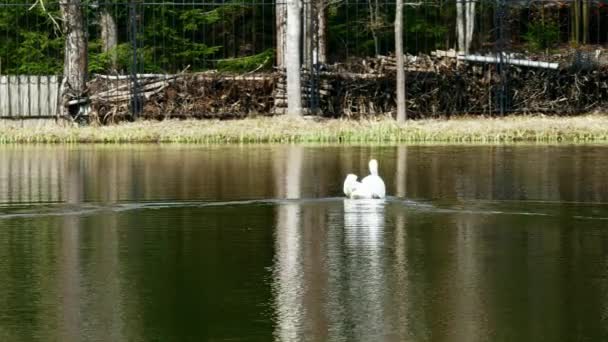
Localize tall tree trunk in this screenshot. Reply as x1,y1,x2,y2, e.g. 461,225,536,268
582,0,589,44
368,0,381,56
465,0,476,53
395,0,406,122
286,0,302,116
314,0,327,64
456,0,465,53
572,0,581,45
456,0,475,54
303,0,312,70
59,0,87,116
276,2,287,68
99,9,117,69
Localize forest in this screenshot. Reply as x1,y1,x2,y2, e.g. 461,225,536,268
1,0,606,74
1,0,608,119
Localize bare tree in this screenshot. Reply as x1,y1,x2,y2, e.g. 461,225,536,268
314,0,327,64
368,0,382,56
276,2,287,68
303,1,312,69
465,0,476,53
99,9,118,69
582,0,589,44
286,0,302,116
456,0,465,53
456,0,475,54
395,0,406,122
572,0,580,44
59,0,87,115
302,0,326,78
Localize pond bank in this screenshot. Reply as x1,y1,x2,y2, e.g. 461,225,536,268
1,115,607,143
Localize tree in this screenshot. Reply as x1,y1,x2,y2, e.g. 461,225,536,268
395,0,405,122
286,0,302,116
465,0,476,52
59,0,88,115
304,0,327,67
314,0,327,64
99,8,118,69
456,0,465,53
368,0,382,56
276,1,287,67
456,0,475,54
572,0,581,45
582,0,589,44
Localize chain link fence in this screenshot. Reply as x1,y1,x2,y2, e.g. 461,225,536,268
1,0,607,120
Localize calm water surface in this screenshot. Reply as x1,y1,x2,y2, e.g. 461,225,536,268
1,145,607,341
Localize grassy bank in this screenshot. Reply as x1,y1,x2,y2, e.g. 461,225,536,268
1,115,608,143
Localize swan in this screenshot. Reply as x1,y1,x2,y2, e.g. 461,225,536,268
343,174,359,197
361,159,386,199
343,174,374,199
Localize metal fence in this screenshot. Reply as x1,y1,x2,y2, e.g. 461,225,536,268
1,0,607,119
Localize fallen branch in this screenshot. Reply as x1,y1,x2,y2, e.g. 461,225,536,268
458,54,559,69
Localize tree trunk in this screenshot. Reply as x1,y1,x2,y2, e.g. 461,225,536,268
276,2,287,68
572,0,580,45
99,9,117,69
286,0,302,116
456,0,465,53
395,0,406,122
60,0,87,116
368,0,381,56
302,0,312,70
582,0,589,44
465,0,476,53
314,0,327,64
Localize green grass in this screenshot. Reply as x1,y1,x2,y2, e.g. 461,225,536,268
2,115,608,144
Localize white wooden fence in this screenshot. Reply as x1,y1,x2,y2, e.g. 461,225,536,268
0,76,60,118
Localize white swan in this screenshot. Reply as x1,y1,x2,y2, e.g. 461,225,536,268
343,174,359,197
361,159,386,199
343,173,374,199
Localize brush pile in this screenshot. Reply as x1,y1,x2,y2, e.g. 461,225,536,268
85,49,608,122
88,72,277,123
322,51,608,118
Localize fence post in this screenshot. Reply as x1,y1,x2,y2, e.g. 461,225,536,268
129,0,140,119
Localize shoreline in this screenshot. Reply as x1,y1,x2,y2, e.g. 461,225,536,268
1,115,607,144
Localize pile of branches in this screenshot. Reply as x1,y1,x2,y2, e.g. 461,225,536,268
321,53,608,118
85,50,608,122
88,72,278,123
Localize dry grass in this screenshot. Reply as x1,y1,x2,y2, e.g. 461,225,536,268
1,115,608,143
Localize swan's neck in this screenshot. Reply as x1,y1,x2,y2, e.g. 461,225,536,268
369,160,379,175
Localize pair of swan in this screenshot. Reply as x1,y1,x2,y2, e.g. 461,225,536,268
343,159,386,199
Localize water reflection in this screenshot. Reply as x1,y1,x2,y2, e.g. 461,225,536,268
1,145,608,341
343,199,385,248
274,145,305,341
1,145,608,204
342,199,386,340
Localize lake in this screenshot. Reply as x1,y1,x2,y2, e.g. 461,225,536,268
1,144,607,341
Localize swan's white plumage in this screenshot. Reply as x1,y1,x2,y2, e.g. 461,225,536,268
343,174,359,197
343,159,386,199
361,159,386,199
343,173,374,199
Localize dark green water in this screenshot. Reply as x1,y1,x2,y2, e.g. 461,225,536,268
1,145,607,341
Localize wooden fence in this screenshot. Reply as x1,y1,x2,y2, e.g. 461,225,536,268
0,76,60,118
